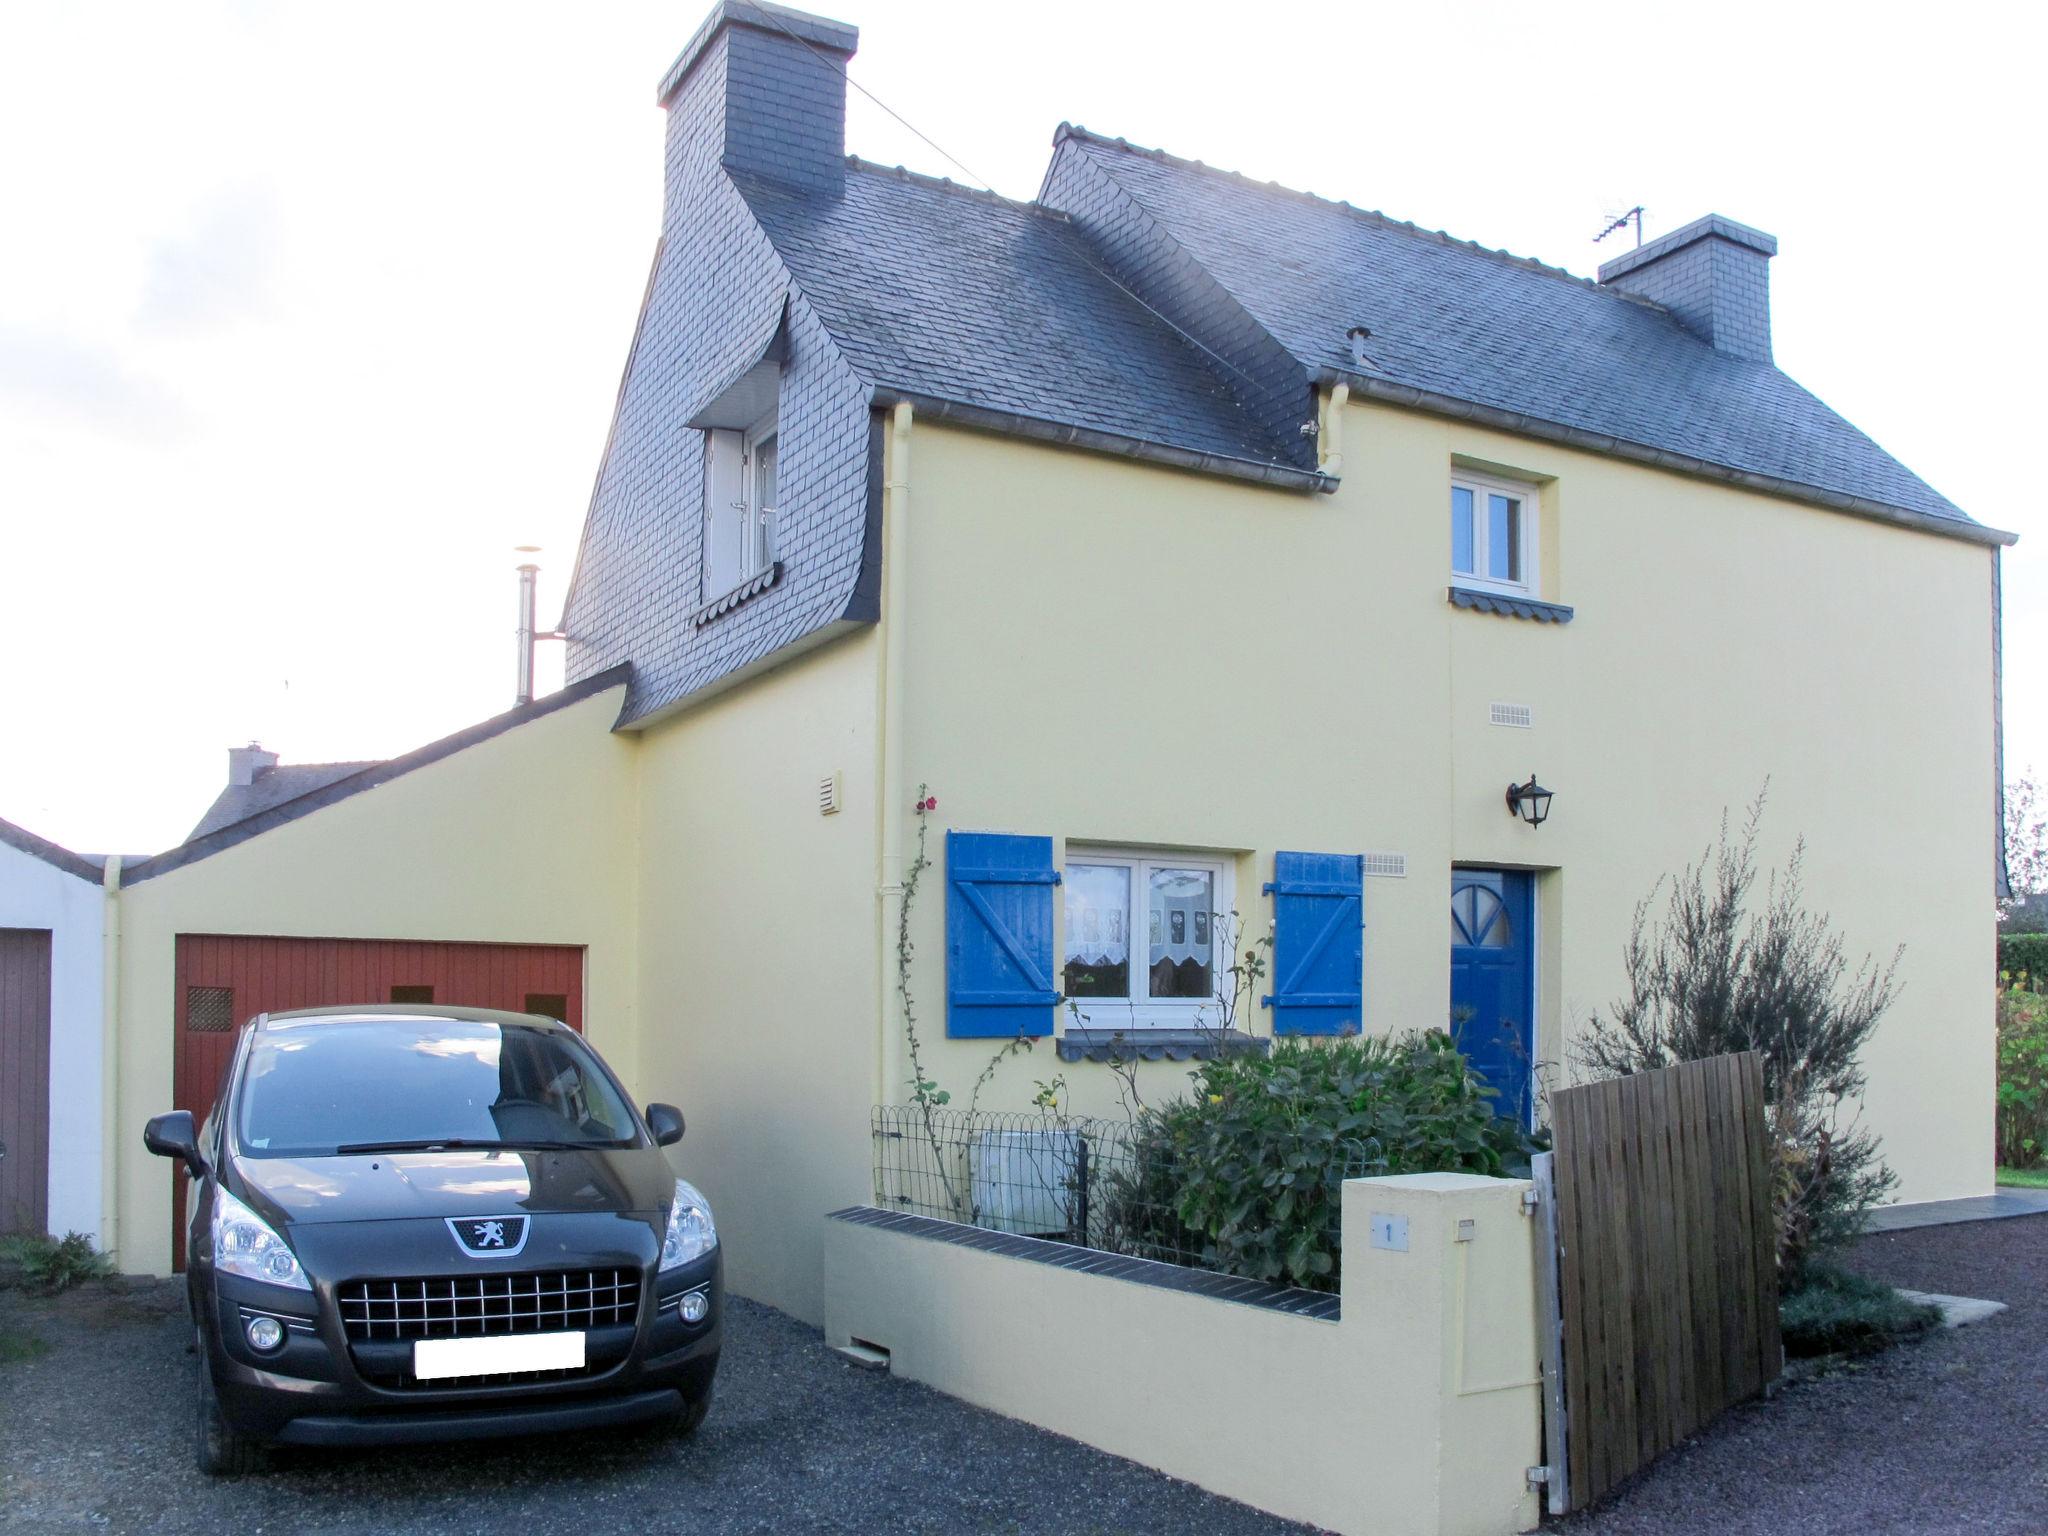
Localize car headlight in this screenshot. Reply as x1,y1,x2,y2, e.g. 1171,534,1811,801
659,1178,716,1272
212,1187,310,1291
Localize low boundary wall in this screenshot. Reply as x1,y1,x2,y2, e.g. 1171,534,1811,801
824,1173,1542,1536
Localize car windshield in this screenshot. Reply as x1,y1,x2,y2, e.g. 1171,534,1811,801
236,1018,640,1157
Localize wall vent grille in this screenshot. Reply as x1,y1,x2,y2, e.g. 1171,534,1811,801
1490,702,1534,729
1362,852,1407,879
818,771,842,816
186,986,235,1033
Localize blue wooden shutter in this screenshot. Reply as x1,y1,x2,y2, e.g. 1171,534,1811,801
946,832,1061,1038
1261,851,1364,1036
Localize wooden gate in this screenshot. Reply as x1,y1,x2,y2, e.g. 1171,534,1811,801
0,928,53,1235
1533,1051,1782,1512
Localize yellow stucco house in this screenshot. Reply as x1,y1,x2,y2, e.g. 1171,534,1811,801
46,0,2012,1325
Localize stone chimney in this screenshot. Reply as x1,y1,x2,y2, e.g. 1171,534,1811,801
1598,214,1778,363
227,742,278,787
656,1,858,196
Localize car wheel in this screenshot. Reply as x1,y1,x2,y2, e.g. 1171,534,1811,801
194,1331,265,1477
651,1388,712,1439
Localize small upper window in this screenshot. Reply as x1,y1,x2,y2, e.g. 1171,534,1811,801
703,408,779,601
1451,471,1538,596
1062,848,1233,1028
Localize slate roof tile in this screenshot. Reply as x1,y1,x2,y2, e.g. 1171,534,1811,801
732,162,1303,473
1053,130,1984,532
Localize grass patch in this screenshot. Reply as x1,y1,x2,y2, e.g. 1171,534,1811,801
1998,1165,2048,1189
0,1326,50,1365
0,1233,112,1295
1781,1263,1942,1358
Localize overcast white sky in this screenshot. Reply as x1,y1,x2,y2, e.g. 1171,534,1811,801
1,0,2040,855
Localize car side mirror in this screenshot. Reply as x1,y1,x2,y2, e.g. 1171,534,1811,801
645,1103,685,1147
144,1111,207,1177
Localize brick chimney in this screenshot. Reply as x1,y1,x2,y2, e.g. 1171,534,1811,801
656,1,858,196
227,742,278,787
1598,214,1778,363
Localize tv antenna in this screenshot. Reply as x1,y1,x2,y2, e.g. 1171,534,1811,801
1595,206,1645,248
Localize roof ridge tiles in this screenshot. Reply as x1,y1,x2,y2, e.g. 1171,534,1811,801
1052,122,1608,294
842,156,1072,221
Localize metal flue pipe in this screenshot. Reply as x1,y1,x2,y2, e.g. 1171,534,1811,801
515,556,540,707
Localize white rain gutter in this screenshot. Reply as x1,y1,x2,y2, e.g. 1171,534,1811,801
875,401,913,1107
98,855,121,1259
1319,382,1349,477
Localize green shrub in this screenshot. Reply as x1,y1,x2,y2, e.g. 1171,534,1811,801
1576,794,1900,1286
1104,1031,1541,1292
0,1232,113,1295
1779,1262,1940,1357
1996,983,2048,1168
2000,934,2048,993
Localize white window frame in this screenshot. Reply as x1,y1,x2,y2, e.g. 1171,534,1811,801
742,409,778,578
1450,469,1540,597
1059,846,1235,1030
701,406,779,604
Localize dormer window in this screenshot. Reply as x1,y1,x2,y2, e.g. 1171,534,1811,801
1450,469,1539,596
703,407,778,601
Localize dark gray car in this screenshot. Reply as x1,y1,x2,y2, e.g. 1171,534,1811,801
144,1005,721,1474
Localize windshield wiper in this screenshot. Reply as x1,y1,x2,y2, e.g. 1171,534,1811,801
331,1137,619,1155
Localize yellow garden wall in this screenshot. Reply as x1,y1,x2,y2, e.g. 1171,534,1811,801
109,683,642,1275
824,1173,1542,1536
896,406,1997,1204
632,632,883,1322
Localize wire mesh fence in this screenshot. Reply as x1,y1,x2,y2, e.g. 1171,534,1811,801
871,1104,1382,1287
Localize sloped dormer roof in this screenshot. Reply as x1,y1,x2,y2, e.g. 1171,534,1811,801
732,162,1317,484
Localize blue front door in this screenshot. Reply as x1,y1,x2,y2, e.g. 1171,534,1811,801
1450,869,1535,1127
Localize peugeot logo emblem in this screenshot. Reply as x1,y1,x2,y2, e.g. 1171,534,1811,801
446,1214,530,1258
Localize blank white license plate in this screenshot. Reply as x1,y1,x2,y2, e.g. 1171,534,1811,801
413,1330,586,1381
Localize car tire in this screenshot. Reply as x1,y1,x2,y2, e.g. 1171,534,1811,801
656,1388,712,1438
194,1332,266,1477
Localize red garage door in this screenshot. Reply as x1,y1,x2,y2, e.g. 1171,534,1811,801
171,934,585,1267
1,929,53,1237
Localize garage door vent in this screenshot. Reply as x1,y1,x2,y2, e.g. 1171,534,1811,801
186,986,235,1033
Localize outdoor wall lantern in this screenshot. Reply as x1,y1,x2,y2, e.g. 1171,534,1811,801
1506,774,1554,828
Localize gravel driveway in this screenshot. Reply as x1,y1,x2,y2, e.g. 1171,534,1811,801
0,1281,1308,1535
1567,1212,2048,1535
4,1217,2041,1534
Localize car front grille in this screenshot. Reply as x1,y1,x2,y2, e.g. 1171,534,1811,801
338,1269,641,1343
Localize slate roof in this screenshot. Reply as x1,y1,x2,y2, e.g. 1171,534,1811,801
729,120,1998,540
188,761,383,841
1051,130,1986,536
732,163,1308,479
0,815,104,883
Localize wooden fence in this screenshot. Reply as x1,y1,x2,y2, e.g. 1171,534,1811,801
1538,1051,1782,1512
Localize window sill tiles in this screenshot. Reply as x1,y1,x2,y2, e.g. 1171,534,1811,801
1447,585,1574,624
692,562,783,627
1056,1028,1271,1064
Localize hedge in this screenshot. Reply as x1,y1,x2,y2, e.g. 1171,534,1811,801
2002,933,2048,994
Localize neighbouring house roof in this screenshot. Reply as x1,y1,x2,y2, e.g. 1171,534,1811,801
733,163,1314,483
125,666,632,886
1048,129,1996,540
0,815,105,884
188,762,385,842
